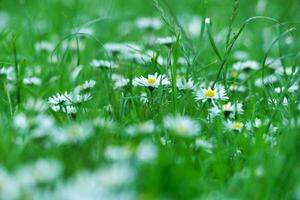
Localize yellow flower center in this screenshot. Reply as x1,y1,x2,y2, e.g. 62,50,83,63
177,123,188,133
222,103,231,110
147,78,156,86
204,89,216,98
234,122,243,130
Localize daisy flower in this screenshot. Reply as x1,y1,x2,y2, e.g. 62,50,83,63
245,118,262,131
90,59,118,69
136,140,157,162
125,120,155,136
72,27,94,35
50,123,93,145
112,74,129,89
268,97,289,107
23,77,42,86
0,66,16,81
62,105,77,114
135,17,162,30
103,42,142,57
209,106,221,118
76,80,96,91
176,77,196,91
48,92,73,107
34,41,55,52
233,60,259,71
274,83,298,94
163,115,201,137
155,36,177,47
225,120,244,132
255,74,278,87
195,84,228,104
187,16,201,37
132,73,170,90
139,92,148,104
105,145,132,161
229,84,246,92
222,102,243,118
195,138,214,153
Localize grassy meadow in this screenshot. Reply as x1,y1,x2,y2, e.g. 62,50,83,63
0,0,300,199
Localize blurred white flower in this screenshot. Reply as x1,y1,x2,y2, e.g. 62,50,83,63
155,36,177,46
90,59,118,69
14,113,29,130
50,123,93,145
195,138,214,153
163,115,201,137
187,16,201,37
125,120,155,136
23,77,42,86
222,102,243,117
135,17,162,30
104,42,142,58
105,146,132,161
136,140,157,162
112,74,129,89
255,75,278,87
233,60,259,71
35,41,54,52
0,167,21,200
16,159,62,186
0,66,16,81
209,106,221,118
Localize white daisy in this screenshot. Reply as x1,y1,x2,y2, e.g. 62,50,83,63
35,41,55,52
229,84,246,92
104,42,142,57
155,36,177,46
62,105,77,114
195,84,228,104
255,74,278,87
112,74,129,89
187,16,201,37
233,60,259,71
274,83,298,93
23,76,42,86
275,66,298,76
163,115,201,137
209,106,221,118
90,59,118,69
80,80,96,91
139,92,148,104
0,66,16,81
135,17,162,30
246,118,262,131
225,120,244,132
222,102,243,117
50,123,93,145
195,138,214,153
104,146,132,161
268,97,288,107
132,73,170,89
136,140,157,162
125,120,155,136
176,77,196,91
72,27,94,35
48,92,73,107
